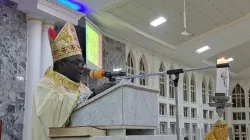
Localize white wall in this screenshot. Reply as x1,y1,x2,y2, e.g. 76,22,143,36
227,79,250,139
127,42,219,138
103,30,219,139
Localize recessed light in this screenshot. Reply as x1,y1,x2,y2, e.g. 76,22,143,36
16,76,24,81
150,17,167,27
195,46,211,54
227,58,234,62
113,68,122,72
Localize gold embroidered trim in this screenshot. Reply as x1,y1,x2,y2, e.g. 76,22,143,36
26,18,43,22
49,22,82,62
44,67,80,92
204,120,228,140
43,23,55,27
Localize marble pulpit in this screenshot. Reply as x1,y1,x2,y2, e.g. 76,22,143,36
50,83,181,140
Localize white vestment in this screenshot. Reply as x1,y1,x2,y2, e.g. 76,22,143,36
31,67,92,140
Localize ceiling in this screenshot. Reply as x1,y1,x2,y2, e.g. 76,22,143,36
103,0,250,46
13,0,250,79
207,41,250,73
86,0,250,79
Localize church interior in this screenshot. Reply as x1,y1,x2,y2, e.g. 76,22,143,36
0,0,250,140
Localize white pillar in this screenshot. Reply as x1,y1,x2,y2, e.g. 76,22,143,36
23,15,42,140
227,98,233,139
40,21,54,76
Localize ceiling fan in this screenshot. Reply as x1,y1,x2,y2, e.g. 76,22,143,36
181,0,192,36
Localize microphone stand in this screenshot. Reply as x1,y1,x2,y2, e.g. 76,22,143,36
103,71,127,82
125,63,229,140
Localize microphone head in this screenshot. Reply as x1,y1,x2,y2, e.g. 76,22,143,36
89,69,104,80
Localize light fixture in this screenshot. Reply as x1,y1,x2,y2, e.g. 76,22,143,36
16,76,24,81
181,0,192,36
113,68,122,72
56,0,88,13
150,17,167,27
217,57,227,64
227,58,234,62
181,29,191,36
195,46,211,54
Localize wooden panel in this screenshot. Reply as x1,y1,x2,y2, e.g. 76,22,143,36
49,127,106,138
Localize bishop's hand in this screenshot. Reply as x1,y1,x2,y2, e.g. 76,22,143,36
88,82,117,99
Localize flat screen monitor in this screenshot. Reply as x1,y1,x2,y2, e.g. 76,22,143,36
85,21,102,70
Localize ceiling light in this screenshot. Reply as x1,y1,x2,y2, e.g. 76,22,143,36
113,68,122,72
195,46,211,54
217,57,227,64
16,76,24,81
181,29,191,36
227,58,234,62
150,17,167,27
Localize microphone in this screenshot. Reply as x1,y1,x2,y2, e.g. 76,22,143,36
89,69,127,80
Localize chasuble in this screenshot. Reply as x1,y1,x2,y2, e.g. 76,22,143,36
31,67,92,140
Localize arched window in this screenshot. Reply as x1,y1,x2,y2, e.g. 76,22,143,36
126,52,135,83
169,66,174,99
159,63,166,97
208,80,213,102
139,56,147,86
232,84,245,107
233,124,246,140
202,78,207,104
183,73,188,102
249,90,250,107
190,74,196,103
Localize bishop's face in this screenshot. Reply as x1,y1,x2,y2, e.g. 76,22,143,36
62,54,85,83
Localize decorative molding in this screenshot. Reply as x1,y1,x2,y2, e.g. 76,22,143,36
42,23,55,26
37,0,85,25
26,18,43,22
40,0,83,16
43,19,55,26
26,13,43,20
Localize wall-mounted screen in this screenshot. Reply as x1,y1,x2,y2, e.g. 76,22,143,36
86,22,102,70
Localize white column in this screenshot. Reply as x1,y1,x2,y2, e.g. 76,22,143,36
40,21,54,76
23,15,42,140
227,99,233,139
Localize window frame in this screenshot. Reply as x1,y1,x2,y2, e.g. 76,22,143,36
190,75,196,103
126,52,135,83
191,108,197,118
232,84,245,107
159,103,167,116
160,122,167,135
159,63,166,97
202,78,207,104
170,122,176,135
139,57,146,86
183,73,188,102
170,105,175,117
